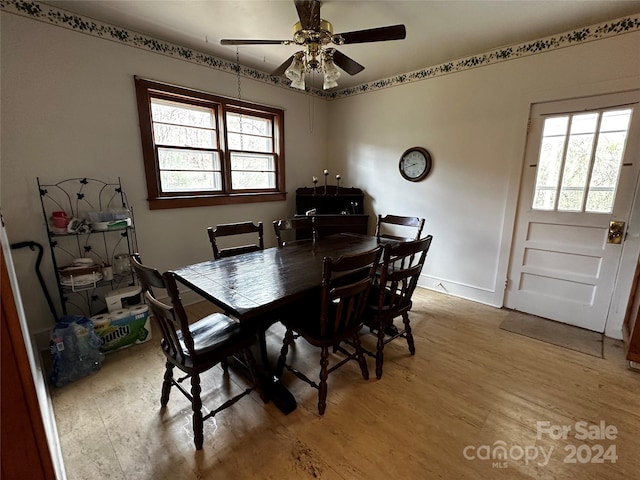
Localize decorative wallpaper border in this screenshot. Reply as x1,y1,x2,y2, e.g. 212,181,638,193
2,0,639,100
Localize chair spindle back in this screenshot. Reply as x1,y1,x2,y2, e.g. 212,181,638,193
273,217,314,247
208,221,264,259
376,236,433,313
320,246,382,338
375,214,425,242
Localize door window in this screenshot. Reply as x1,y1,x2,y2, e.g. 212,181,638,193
532,108,633,213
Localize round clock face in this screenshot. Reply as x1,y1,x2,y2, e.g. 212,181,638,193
399,147,432,181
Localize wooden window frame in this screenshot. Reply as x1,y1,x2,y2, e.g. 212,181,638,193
135,77,286,210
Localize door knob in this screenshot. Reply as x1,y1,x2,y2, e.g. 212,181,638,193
608,220,625,244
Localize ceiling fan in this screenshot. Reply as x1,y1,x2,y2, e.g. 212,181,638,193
220,0,406,90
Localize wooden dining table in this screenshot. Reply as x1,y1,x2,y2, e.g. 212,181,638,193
171,233,385,413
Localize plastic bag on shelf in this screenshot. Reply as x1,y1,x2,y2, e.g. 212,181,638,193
49,315,104,387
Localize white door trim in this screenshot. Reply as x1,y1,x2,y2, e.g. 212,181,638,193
605,152,640,338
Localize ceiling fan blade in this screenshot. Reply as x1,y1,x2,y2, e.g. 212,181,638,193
294,0,321,31
272,55,296,76
332,50,365,76
220,39,288,45
337,24,406,44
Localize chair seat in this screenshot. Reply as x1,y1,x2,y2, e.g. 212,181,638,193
280,304,363,347
188,313,251,354
161,313,254,369
367,285,413,317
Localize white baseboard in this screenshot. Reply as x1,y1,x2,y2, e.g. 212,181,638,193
418,274,502,308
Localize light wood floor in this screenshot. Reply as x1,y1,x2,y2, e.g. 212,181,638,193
50,289,640,479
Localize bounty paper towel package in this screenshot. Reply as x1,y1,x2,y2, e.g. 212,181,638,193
90,304,151,353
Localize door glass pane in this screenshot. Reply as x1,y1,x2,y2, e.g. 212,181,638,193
533,116,568,210
585,109,632,213
532,107,633,213
558,113,598,211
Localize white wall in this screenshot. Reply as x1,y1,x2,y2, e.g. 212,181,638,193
2,10,640,342
327,31,640,336
1,13,329,338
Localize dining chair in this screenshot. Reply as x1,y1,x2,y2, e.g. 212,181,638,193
208,221,264,260
375,214,425,242
130,258,258,450
276,245,383,415
130,253,165,298
365,235,433,379
273,217,314,247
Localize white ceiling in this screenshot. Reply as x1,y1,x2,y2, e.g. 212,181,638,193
44,1,640,89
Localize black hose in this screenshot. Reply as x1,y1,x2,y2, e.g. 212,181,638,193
10,241,59,322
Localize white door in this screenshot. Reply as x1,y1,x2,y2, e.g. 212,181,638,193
506,91,640,332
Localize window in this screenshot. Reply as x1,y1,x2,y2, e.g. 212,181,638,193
532,107,632,213
135,77,286,209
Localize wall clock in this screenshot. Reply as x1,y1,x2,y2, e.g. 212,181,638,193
399,147,432,182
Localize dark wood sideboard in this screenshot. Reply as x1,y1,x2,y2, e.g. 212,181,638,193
295,186,369,238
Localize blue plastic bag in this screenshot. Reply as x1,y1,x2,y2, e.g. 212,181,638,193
49,315,104,387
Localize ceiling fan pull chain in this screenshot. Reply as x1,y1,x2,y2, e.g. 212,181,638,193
308,71,314,133
236,47,242,101
235,47,244,150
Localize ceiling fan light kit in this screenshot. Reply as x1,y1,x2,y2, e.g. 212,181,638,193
285,51,307,90
322,50,340,90
220,0,406,91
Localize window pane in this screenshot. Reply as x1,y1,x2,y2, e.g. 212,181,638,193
230,153,275,171
600,108,632,133
585,109,632,213
151,99,213,128
533,116,568,210
158,148,220,171
228,132,272,152
585,191,615,213
227,113,270,136
542,116,569,137
160,171,221,192
153,123,215,148
230,152,275,189
231,171,276,190
226,112,273,152
558,113,598,211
